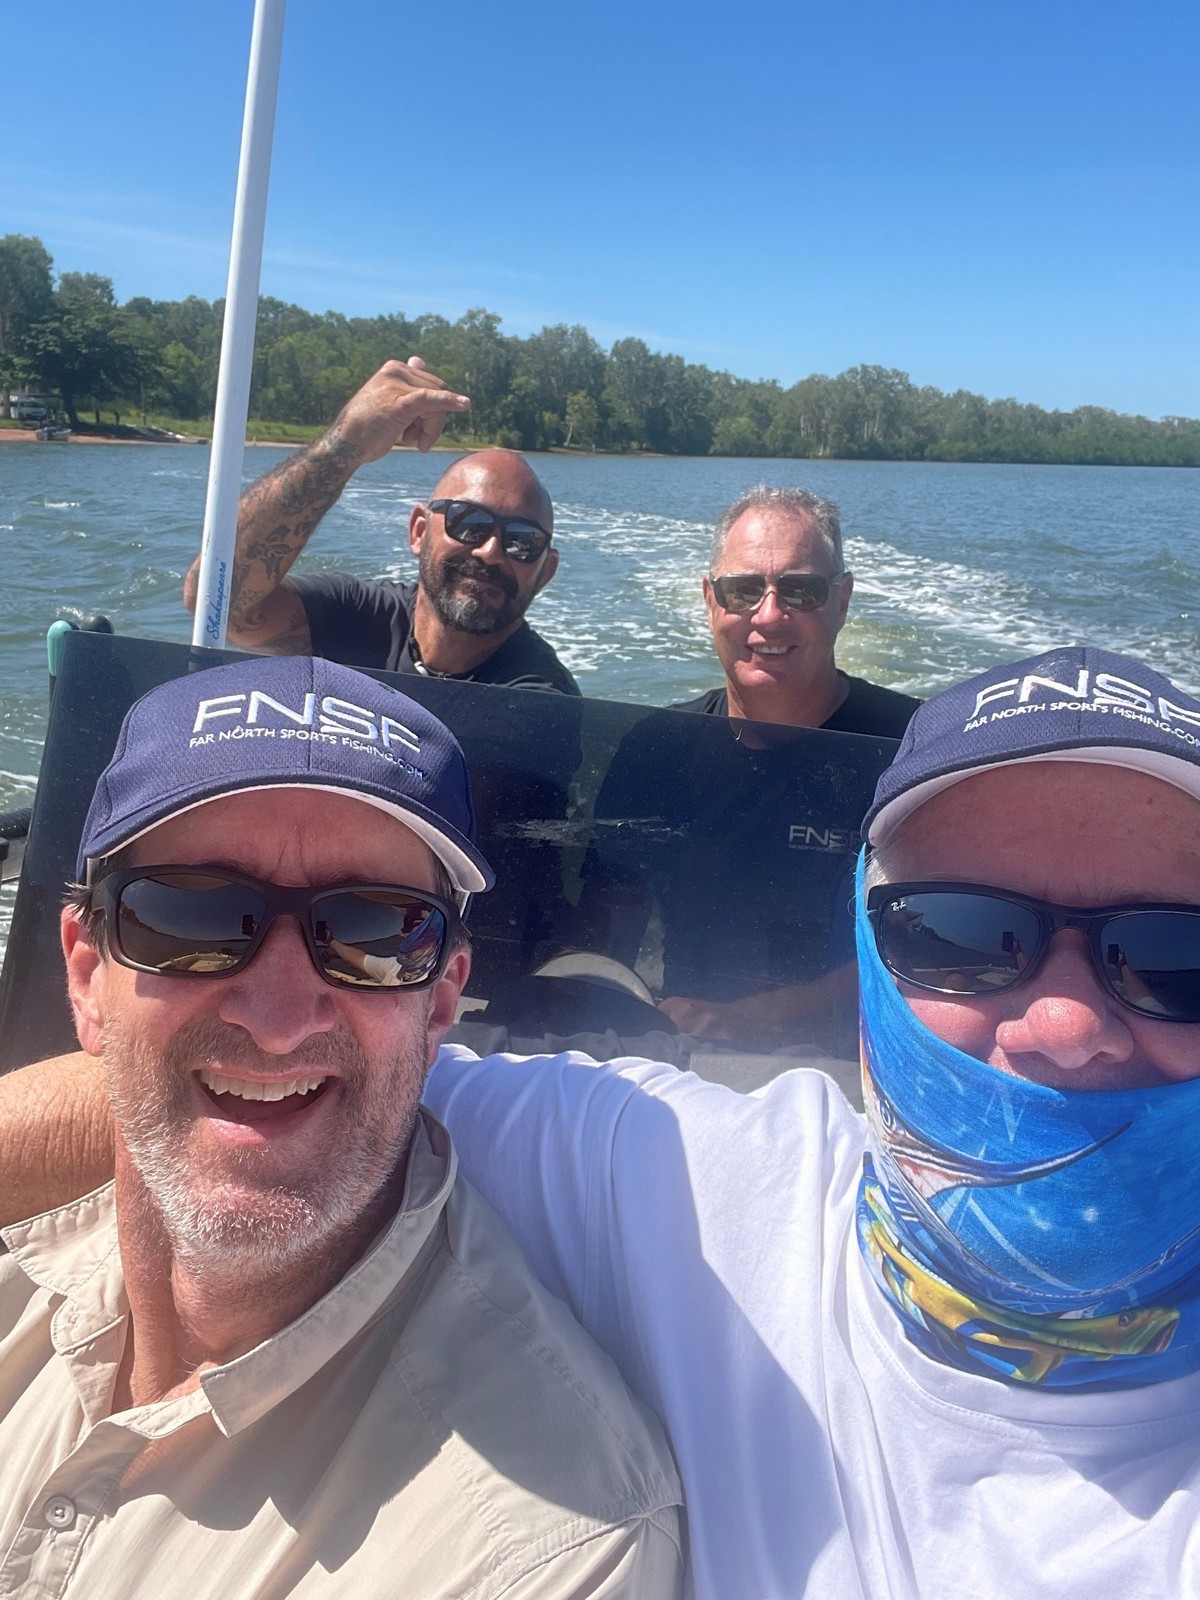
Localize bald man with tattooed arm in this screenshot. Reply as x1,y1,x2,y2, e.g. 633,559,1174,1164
183,357,577,694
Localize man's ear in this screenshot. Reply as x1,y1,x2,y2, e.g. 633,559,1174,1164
62,907,107,1058
834,570,854,633
702,573,720,630
424,945,471,1063
408,503,430,557
533,546,559,596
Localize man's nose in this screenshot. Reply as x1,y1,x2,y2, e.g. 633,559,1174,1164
471,531,508,564
993,930,1136,1072
214,914,337,1052
750,586,786,625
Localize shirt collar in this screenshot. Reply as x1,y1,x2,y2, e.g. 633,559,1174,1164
1,1108,457,1435
2,1183,127,1347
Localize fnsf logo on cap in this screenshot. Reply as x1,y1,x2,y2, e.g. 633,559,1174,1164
965,669,1200,743
189,690,422,755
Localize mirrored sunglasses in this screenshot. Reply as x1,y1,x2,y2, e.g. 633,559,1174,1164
429,498,551,564
92,867,460,991
867,881,1200,1024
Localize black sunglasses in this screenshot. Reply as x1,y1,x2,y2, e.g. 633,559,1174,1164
709,571,840,614
867,881,1200,1025
92,867,461,991
428,498,552,564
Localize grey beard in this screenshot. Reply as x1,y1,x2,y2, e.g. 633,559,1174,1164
419,547,530,636
103,1012,428,1280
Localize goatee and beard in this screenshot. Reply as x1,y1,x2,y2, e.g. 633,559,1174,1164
419,543,532,635
103,1011,430,1283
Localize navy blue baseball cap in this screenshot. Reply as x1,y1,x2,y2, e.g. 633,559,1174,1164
78,656,494,895
865,646,1200,846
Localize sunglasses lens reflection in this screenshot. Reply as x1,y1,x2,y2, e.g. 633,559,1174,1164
500,527,544,560
312,890,447,988
777,575,830,609
117,874,262,975
1101,911,1200,1021
716,576,766,611
111,875,450,990
442,502,548,563
876,892,1042,993
875,892,1200,1022
445,505,497,543
713,574,831,612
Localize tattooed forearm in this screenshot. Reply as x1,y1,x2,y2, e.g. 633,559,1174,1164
183,415,365,649
273,433,362,518
234,585,272,630
238,427,361,512
218,426,364,617
251,610,316,656
242,525,301,585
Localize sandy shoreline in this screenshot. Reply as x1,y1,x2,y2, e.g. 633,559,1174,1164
0,429,195,446
0,430,467,450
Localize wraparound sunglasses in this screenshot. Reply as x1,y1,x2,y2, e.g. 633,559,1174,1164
867,881,1200,1024
91,867,461,991
428,498,551,564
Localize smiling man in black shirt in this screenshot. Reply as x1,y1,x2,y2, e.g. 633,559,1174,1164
183,358,578,696
579,484,919,1044
674,485,918,736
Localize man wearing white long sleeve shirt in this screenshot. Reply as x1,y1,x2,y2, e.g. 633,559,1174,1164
424,645,1200,1600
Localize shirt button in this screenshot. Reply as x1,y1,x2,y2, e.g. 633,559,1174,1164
43,1495,77,1530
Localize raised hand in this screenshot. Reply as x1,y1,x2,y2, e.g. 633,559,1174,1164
334,356,471,461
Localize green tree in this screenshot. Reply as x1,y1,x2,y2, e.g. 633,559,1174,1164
13,272,143,425
495,373,544,450
564,390,600,449
653,356,713,455
454,309,514,438
839,366,916,456
520,324,606,423
603,337,662,447
156,340,208,418
712,414,764,456
3,243,1192,465
0,235,54,373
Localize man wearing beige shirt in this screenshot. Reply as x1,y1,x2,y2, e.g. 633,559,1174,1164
0,654,681,1599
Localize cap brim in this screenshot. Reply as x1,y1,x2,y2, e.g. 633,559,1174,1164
85,780,493,894
867,746,1200,847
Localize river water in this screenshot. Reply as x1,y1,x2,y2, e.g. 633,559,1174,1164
1,441,1197,826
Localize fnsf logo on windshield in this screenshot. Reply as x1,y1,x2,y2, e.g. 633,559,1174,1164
189,690,422,755
966,670,1200,743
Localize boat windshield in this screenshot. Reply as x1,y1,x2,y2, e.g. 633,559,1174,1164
0,633,896,1100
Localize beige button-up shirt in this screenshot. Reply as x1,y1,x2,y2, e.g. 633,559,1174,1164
0,1112,682,1599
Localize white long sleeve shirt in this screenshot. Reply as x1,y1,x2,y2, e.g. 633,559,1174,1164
425,1046,1200,1600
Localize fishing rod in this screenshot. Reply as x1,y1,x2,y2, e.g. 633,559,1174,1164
0,4,286,862
190,0,288,652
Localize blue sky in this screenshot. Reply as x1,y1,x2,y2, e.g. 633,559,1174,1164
3,0,1197,417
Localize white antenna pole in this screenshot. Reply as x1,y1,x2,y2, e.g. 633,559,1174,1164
191,0,287,650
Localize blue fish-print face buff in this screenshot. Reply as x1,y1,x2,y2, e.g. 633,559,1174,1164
854,853,1200,1388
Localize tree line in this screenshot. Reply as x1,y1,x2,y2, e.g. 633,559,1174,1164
2,233,1197,466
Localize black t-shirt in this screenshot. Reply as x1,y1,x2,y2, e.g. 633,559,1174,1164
289,573,580,696
672,673,921,738
581,709,896,1005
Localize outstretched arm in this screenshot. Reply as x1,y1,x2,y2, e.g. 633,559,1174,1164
182,357,470,654
657,961,858,1044
0,1051,113,1227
